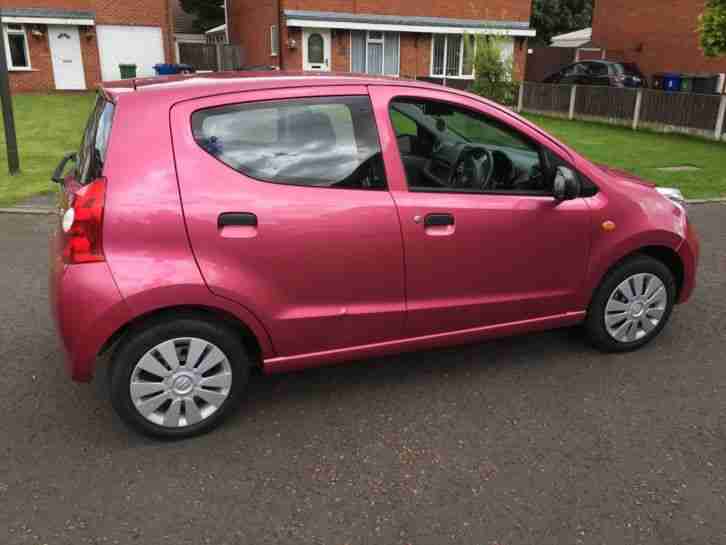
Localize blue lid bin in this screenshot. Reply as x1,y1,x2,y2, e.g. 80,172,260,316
153,63,196,76
663,73,682,92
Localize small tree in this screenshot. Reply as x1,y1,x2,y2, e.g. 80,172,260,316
180,0,226,32
700,0,726,57
469,36,517,106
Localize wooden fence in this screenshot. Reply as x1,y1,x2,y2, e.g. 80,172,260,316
518,82,726,141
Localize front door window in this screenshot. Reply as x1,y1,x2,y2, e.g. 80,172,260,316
307,33,323,64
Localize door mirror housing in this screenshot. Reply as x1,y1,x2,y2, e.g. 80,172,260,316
552,166,581,201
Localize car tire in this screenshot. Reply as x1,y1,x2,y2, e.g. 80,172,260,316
110,315,251,439
585,255,676,353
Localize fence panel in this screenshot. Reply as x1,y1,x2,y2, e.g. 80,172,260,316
575,86,637,120
640,90,722,132
220,45,244,71
522,83,572,114
179,43,218,71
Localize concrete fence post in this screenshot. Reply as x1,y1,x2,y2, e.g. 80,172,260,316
715,94,726,141
517,82,525,113
569,85,577,120
632,89,643,131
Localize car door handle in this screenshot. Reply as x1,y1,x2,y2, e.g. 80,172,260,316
424,213,454,227
218,212,257,228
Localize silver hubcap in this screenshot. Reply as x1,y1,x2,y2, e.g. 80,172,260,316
129,338,233,428
605,273,668,343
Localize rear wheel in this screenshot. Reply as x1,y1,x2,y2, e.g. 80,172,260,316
586,255,676,352
110,317,250,438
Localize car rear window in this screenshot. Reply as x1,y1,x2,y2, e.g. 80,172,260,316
191,96,387,190
77,95,115,184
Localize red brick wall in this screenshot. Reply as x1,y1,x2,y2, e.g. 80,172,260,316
283,0,530,21
400,33,431,79
229,0,280,68
592,0,726,77
1,0,171,92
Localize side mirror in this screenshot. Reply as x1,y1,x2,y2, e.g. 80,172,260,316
552,166,581,201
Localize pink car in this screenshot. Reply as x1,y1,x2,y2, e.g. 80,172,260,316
50,73,699,438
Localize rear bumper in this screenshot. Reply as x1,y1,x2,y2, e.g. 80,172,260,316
50,250,131,382
677,217,700,304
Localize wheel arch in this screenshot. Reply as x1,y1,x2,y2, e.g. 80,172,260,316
99,304,266,368
591,244,685,304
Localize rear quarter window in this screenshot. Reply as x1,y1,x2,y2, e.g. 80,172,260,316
77,96,115,184
191,96,386,190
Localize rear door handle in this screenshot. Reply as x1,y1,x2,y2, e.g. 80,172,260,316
424,213,454,227
218,212,257,228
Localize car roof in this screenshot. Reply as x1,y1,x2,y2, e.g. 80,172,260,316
101,70,448,103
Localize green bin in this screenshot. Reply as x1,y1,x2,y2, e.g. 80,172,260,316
680,74,694,93
119,64,137,79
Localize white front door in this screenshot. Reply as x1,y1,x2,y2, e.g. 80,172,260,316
49,26,86,90
302,28,331,71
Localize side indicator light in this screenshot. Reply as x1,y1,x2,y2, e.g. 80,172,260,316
602,220,616,232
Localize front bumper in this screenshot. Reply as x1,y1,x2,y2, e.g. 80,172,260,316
50,248,131,382
677,217,700,304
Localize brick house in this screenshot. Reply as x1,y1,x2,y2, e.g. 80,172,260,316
227,0,535,82
592,0,726,78
0,0,174,92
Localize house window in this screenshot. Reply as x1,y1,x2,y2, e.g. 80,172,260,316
351,31,399,76
4,24,31,70
270,25,279,56
431,34,475,78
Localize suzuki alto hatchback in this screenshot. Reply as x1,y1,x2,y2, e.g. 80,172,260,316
51,73,699,438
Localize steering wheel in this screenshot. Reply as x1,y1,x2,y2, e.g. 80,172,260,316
450,145,495,190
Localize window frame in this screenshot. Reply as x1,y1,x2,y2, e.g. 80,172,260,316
270,24,279,57
349,30,400,77
3,24,32,71
388,95,567,197
430,34,475,79
190,95,388,191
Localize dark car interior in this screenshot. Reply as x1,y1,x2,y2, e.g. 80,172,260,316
390,99,553,194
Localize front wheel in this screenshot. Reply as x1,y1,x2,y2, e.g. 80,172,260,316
585,255,676,352
110,316,250,438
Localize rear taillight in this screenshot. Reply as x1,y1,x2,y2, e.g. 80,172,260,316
62,178,106,264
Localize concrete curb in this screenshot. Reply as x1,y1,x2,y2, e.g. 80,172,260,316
686,198,726,205
0,207,54,215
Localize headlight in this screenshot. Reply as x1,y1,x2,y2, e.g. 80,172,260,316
656,187,687,212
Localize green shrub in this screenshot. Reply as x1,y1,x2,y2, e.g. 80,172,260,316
700,0,726,57
469,36,519,106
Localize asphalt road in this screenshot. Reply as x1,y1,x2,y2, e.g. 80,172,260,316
1,204,725,545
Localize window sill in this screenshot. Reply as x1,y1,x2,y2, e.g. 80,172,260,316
430,74,474,80
8,67,37,72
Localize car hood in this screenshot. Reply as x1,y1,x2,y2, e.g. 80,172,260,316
596,164,656,188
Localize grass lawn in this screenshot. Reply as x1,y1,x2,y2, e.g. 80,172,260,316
0,93,95,206
525,114,726,199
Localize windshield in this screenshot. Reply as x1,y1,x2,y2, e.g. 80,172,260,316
76,95,115,184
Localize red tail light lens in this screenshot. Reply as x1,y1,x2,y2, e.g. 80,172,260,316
62,178,106,264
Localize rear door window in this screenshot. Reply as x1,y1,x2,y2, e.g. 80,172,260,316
191,96,387,190
77,95,115,184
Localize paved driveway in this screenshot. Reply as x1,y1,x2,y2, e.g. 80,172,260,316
1,205,725,545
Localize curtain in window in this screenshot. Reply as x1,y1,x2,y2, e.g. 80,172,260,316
367,42,383,75
432,35,445,75
445,35,461,76
351,31,365,72
383,32,399,75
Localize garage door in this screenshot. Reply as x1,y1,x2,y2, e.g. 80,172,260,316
97,25,165,81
